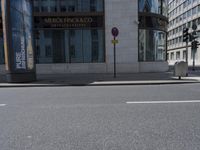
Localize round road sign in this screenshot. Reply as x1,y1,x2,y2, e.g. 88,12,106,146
111,27,119,37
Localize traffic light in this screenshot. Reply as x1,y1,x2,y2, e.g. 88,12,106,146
189,34,195,42
194,40,199,49
192,40,199,50
189,31,198,42
183,28,189,42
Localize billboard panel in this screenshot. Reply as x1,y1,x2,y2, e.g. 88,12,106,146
10,0,34,71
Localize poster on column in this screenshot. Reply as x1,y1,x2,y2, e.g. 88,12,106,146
10,0,34,71
1,0,35,82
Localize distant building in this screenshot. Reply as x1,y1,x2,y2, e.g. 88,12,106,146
0,0,168,74
168,0,200,66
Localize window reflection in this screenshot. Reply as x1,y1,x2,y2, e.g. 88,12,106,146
162,0,168,17
139,0,168,17
139,29,166,61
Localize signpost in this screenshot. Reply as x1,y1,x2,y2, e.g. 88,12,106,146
111,27,119,78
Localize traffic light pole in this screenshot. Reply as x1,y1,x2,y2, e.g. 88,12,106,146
183,28,189,64
186,41,188,63
192,40,198,71
192,48,195,71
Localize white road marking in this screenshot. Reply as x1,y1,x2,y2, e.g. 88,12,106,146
126,100,200,104
0,104,7,107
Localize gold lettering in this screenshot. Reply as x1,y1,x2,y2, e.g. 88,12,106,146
45,17,93,24
43,16,97,28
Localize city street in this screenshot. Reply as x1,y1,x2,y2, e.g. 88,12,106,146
0,83,200,150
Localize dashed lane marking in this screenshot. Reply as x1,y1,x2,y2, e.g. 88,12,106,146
0,104,7,107
126,100,200,104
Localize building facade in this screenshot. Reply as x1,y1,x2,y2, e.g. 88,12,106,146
168,0,200,66
0,0,168,74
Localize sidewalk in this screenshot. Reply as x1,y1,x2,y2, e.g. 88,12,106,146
0,71,200,87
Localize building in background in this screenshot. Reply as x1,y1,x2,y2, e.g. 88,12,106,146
0,0,168,74
168,0,200,66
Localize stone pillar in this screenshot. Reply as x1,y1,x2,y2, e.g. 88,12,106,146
105,0,139,73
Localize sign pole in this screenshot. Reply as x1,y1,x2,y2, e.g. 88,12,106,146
111,27,119,78
113,36,116,78
192,49,195,71
186,41,188,63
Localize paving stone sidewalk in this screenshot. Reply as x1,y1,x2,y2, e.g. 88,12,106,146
0,71,200,87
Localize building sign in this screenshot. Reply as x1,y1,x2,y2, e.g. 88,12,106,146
34,16,104,29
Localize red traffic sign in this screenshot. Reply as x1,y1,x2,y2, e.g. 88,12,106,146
111,27,119,37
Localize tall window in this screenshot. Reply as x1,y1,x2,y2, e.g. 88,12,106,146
139,29,166,61
139,0,167,62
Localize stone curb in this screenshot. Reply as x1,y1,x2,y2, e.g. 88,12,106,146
0,80,199,88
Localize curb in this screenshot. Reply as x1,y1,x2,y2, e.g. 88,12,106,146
88,81,200,86
0,80,199,88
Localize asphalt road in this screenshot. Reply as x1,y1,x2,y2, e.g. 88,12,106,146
0,83,200,150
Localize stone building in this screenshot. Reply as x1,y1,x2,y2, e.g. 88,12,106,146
0,0,168,75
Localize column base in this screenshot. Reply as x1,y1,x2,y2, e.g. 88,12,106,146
6,72,36,83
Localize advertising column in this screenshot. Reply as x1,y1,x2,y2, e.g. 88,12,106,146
1,0,36,82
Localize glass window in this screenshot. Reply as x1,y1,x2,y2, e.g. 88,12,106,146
171,52,174,60
139,0,168,17
139,0,160,14
183,51,186,60
192,7,197,15
176,51,180,60
35,29,105,64
139,29,166,61
33,0,104,12
83,30,104,63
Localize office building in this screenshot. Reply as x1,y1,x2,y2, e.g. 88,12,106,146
0,0,168,75
168,0,200,66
